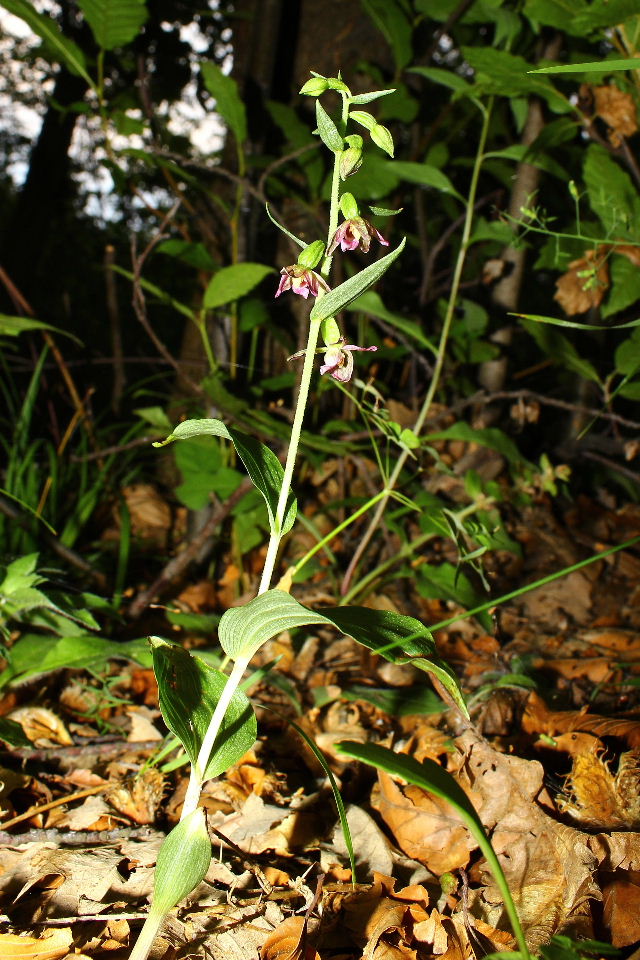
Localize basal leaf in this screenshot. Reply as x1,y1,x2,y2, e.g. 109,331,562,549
76,0,147,50
151,638,256,780
204,263,274,310
201,61,247,143
310,238,406,321
153,419,296,536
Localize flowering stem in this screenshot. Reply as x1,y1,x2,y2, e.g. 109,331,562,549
340,99,494,596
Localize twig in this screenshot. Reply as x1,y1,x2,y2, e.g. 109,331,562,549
582,449,640,483
127,476,254,618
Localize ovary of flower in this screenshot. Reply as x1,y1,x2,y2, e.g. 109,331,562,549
320,340,378,383
275,264,329,299
328,217,389,256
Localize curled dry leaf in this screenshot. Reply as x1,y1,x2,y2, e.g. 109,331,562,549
593,84,639,146
9,707,72,747
523,690,640,748
554,248,609,316
106,767,165,824
0,929,73,960
260,916,320,960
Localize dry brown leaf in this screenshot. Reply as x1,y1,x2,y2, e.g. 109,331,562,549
373,770,474,874
554,248,609,316
553,732,640,828
52,794,121,831
603,874,640,946
523,691,640,748
125,706,163,743
106,767,164,824
0,929,73,960
121,483,171,545
260,916,320,960
589,832,640,871
327,804,394,879
175,579,217,612
594,85,638,146
9,707,72,747
520,569,593,626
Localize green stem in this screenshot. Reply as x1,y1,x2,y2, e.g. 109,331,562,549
128,909,166,960
340,99,494,596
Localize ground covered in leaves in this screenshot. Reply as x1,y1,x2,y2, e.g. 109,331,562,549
1,479,640,960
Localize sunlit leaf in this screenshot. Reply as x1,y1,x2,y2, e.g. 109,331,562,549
204,263,274,310
151,638,256,780
310,238,406,321
201,61,247,143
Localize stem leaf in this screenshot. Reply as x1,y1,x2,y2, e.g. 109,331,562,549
153,419,296,536
1,0,95,89
152,808,211,914
310,238,406,321
151,638,256,780
315,100,344,152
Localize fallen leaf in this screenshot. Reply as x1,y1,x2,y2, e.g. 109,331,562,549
8,707,72,747
0,929,73,960
260,916,320,960
554,248,609,316
524,691,640,748
107,767,165,824
594,84,638,146
603,873,640,946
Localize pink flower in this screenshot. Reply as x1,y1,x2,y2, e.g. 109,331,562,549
320,339,378,383
275,264,329,299
328,217,389,256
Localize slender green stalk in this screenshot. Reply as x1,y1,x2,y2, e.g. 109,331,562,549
340,99,494,596
128,911,165,960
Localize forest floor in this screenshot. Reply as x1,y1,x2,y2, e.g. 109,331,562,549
1,473,640,960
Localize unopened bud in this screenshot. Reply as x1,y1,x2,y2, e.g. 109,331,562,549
340,143,363,179
300,77,329,97
321,317,341,346
340,192,359,220
297,240,325,270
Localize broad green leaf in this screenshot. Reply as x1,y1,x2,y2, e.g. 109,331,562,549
583,144,640,237
0,717,32,748
342,683,444,716
407,66,471,95
462,47,571,114
0,314,81,343
151,638,256,780
218,590,331,661
360,0,413,70
0,0,94,88
152,809,211,914
204,263,274,310
0,635,150,689
336,742,531,960
310,238,406,321
346,290,437,354
201,62,247,143
76,0,147,50
315,100,343,152
425,421,525,466
571,0,640,34
389,161,463,200
615,329,640,376
153,418,296,536
524,0,589,33
218,591,466,715
349,110,377,131
530,57,640,73
603,254,640,318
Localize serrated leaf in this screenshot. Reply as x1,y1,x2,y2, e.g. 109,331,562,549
153,419,296,536
0,0,94,87
151,638,256,780
204,263,274,310
76,0,147,50
310,238,406,321
201,61,247,143
315,100,343,152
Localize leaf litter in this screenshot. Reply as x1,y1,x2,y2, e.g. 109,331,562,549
1,493,640,957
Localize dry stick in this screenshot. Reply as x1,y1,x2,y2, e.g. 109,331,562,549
340,101,494,598
105,244,126,412
127,476,254,618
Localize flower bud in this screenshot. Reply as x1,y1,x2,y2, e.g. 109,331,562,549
321,317,341,346
340,136,364,180
299,77,329,97
152,809,211,914
297,240,325,270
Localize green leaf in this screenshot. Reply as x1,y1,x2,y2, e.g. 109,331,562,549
360,0,412,69
315,100,343,152
152,808,211,914
530,57,640,73
204,263,274,310
336,742,531,960
310,238,406,321
265,203,306,249
583,144,640,237
0,716,32,748
349,89,397,105
407,65,471,95
389,161,463,201
342,684,445,716
153,419,296,536
425,421,525,466
349,109,377,131
0,314,81,343
521,320,602,383
76,0,147,50
462,47,571,114
371,123,394,157
0,635,150,690
347,289,437,354
615,329,640,376
218,590,331,662
151,638,256,780
513,311,640,330
0,0,94,88
603,254,640,318
201,61,248,144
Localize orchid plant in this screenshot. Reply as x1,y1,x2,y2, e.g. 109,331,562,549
128,72,527,960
